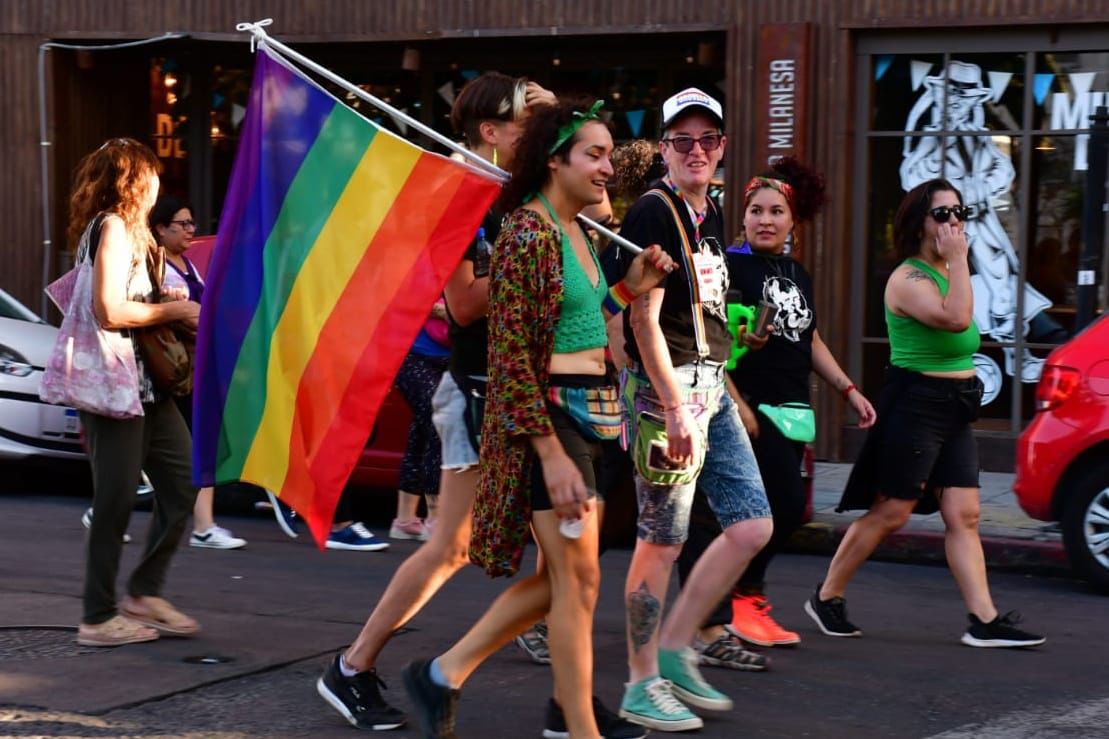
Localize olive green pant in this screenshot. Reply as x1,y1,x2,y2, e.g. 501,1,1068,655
80,397,197,625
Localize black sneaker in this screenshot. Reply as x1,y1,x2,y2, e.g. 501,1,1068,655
694,633,770,671
543,696,648,739
316,654,406,730
804,585,862,637
401,658,460,739
961,611,1046,648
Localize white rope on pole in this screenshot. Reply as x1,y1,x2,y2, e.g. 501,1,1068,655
235,19,507,182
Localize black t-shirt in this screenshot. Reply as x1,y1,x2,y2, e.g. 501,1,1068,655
727,251,817,406
619,184,732,367
446,209,502,377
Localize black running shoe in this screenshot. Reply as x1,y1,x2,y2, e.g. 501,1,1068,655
401,658,460,739
316,654,406,730
961,611,1045,648
804,585,862,637
543,696,648,739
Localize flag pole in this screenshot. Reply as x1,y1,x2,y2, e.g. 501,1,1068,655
235,19,507,182
577,215,643,254
234,19,645,257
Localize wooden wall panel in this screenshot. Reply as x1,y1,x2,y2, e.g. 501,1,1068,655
0,36,47,314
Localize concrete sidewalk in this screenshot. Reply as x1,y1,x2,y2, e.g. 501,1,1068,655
792,462,1069,575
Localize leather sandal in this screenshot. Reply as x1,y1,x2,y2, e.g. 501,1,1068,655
119,596,200,637
77,615,159,647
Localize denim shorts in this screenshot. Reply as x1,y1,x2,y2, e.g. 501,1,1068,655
432,372,479,470
622,362,770,545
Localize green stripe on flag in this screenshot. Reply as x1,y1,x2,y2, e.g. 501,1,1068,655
217,104,378,479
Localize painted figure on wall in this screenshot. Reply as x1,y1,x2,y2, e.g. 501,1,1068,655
901,60,1049,402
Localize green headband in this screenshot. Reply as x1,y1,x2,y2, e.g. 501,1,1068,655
548,100,605,154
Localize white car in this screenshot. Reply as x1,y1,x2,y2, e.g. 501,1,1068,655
0,288,84,461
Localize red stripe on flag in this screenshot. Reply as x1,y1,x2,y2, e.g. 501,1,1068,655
280,160,498,545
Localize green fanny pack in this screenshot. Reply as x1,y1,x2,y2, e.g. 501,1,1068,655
633,411,706,487
757,402,816,443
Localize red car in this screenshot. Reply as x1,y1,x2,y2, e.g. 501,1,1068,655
1014,313,1109,592
188,236,409,491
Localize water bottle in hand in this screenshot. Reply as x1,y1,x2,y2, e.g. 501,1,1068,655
472,227,492,278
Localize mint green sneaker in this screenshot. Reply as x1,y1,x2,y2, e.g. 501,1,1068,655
619,676,703,732
658,646,734,711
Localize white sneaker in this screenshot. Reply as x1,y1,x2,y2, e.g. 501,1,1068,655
81,507,131,544
190,525,247,550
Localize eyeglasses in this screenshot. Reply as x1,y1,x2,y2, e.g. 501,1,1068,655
661,134,722,154
170,219,197,229
928,205,973,222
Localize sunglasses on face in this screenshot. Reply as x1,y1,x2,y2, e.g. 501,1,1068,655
661,133,722,154
928,205,973,222
171,219,197,229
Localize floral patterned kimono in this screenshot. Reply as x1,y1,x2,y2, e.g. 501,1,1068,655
470,207,566,577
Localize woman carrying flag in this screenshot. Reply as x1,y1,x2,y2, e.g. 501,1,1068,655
399,99,673,739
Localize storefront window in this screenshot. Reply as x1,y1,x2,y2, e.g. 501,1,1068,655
860,45,1109,427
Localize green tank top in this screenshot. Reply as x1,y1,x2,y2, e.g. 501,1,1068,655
885,258,980,373
536,193,609,354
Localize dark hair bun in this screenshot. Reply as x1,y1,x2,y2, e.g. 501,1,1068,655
761,156,827,224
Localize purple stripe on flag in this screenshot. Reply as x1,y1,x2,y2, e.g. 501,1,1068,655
192,50,336,484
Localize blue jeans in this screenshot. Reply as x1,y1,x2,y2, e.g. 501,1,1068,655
622,362,770,545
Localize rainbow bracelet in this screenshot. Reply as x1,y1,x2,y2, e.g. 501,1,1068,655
603,280,637,313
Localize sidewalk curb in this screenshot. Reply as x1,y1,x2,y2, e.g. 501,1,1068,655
787,521,1073,578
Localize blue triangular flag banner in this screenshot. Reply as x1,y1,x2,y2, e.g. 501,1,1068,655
626,109,645,137
1033,73,1054,106
461,69,479,81
874,55,894,82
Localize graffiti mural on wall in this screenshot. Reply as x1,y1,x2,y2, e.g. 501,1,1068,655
900,61,1049,404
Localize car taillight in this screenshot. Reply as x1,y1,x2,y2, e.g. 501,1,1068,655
1035,365,1081,411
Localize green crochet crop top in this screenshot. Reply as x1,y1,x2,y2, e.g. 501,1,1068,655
536,193,609,354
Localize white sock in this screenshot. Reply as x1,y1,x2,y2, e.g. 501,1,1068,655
339,654,360,677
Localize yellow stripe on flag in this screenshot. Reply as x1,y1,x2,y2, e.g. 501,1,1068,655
241,132,421,486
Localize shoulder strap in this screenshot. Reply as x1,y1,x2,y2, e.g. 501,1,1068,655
83,213,108,264
646,188,710,358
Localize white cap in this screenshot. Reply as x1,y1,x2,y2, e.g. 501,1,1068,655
660,87,724,131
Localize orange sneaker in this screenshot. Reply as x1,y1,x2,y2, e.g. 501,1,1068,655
727,594,800,647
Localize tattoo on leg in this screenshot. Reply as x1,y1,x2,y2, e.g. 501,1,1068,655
627,581,661,654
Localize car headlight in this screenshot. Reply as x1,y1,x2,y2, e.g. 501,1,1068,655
0,343,34,377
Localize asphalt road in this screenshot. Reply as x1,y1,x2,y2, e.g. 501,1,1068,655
2,493,1108,739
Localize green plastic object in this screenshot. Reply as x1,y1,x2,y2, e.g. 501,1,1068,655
725,302,755,370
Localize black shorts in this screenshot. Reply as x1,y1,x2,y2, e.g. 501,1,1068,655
878,372,982,500
530,375,607,511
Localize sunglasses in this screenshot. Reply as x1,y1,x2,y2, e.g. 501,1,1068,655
170,219,197,229
928,205,973,222
661,133,722,154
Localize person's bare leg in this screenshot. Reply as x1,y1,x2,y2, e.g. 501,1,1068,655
820,497,915,600
192,487,215,531
343,467,478,671
624,539,681,682
437,511,601,739
395,489,421,521
939,486,998,621
659,517,772,650
436,569,551,686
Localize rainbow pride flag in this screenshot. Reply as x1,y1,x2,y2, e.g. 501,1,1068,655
193,48,501,546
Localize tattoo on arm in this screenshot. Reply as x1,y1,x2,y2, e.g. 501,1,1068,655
905,269,931,283
626,581,661,654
